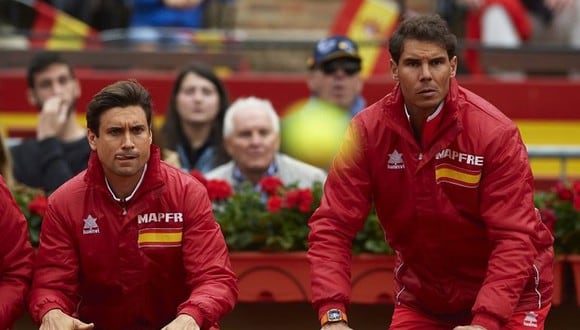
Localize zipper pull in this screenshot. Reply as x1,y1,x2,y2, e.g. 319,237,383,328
121,198,127,215
418,153,423,160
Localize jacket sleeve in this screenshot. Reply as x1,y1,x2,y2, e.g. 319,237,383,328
472,125,548,330
0,178,34,329
28,201,80,324
177,181,238,329
307,121,373,319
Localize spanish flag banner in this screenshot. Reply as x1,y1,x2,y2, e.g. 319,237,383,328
330,0,400,77
138,228,183,248
435,163,482,188
14,0,99,50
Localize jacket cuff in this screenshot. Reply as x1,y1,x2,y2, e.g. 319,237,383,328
34,304,65,324
317,302,347,322
472,312,502,330
178,306,205,329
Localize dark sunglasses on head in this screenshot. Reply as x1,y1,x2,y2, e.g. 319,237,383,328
320,59,361,76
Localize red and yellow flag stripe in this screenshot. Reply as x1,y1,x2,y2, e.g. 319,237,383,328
138,227,183,248
30,0,98,50
435,163,482,188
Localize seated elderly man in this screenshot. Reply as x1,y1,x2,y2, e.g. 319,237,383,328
206,96,326,189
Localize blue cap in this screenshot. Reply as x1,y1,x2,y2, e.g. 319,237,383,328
308,36,361,69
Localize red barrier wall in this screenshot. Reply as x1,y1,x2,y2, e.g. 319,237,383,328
1,69,579,120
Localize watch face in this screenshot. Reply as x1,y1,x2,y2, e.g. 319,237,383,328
328,309,342,322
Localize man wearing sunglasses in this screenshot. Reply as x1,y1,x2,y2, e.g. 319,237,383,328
281,36,365,168
306,35,365,117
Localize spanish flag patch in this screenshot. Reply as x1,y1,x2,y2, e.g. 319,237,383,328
435,163,481,188
138,227,183,248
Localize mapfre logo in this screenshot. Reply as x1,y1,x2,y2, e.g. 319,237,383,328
387,150,405,169
83,214,100,235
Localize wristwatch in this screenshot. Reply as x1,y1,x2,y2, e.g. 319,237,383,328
320,308,348,326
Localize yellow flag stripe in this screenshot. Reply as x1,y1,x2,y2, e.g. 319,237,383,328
436,167,481,185
47,12,91,50
138,232,182,244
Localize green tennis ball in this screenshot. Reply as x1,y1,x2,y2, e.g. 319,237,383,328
281,100,350,168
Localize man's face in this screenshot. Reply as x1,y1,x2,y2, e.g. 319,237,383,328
308,58,362,110
27,63,80,113
87,106,152,181
176,72,220,125
225,108,280,176
390,39,457,115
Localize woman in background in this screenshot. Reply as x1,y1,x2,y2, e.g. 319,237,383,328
160,64,231,173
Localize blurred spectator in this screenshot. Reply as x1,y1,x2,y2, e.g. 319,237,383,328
10,51,90,193
281,35,364,168
159,64,231,173
206,97,327,190
127,0,235,49
304,35,365,117
439,0,580,74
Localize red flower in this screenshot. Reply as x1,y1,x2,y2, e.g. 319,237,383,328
573,180,580,195
554,182,573,201
28,195,48,217
285,189,301,208
285,188,313,212
266,196,284,212
259,177,284,196
298,189,313,212
206,179,233,201
574,195,580,212
190,170,207,187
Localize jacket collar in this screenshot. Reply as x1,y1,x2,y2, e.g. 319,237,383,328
84,144,164,197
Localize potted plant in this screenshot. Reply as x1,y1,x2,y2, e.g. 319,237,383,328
534,180,580,305
11,184,47,248
191,170,395,303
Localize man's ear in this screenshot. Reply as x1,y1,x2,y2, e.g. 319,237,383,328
224,136,234,157
87,129,98,151
450,56,458,78
307,71,319,95
390,59,399,81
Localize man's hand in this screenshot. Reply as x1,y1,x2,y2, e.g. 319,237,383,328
40,309,94,330
37,95,69,140
161,314,200,330
321,322,353,330
453,326,487,330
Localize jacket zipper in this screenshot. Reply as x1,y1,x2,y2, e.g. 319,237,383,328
120,198,127,215
394,262,406,305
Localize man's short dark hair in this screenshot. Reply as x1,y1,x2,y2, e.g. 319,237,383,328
26,51,75,88
388,14,457,64
86,80,153,136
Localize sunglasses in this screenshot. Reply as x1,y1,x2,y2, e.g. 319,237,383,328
320,60,361,76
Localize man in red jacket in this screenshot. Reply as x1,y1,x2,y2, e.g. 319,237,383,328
29,80,238,330
308,14,553,330
0,175,34,329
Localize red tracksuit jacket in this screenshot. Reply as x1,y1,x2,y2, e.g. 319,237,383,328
308,79,553,330
29,146,238,329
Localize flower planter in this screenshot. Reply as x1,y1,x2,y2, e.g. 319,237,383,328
567,254,580,306
552,255,566,306
229,252,396,303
